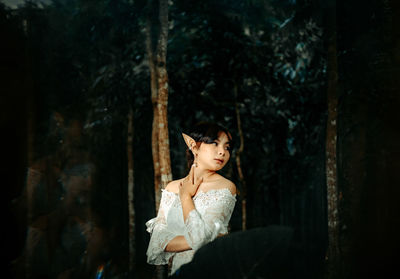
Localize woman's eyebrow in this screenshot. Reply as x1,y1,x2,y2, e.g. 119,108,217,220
216,139,231,145
215,138,232,145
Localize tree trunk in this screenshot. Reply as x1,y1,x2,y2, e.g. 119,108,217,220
146,10,162,212
234,84,247,231
325,0,340,277
156,0,172,193
127,108,136,272
26,47,35,167
337,0,400,277
146,0,172,211
147,1,171,278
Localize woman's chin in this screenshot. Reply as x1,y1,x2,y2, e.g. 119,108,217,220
214,165,224,171
205,166,220,172
203,162,225,171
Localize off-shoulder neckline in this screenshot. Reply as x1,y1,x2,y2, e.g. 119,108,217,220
162,188,236,199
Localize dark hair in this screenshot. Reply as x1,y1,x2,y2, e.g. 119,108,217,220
184,122,234,170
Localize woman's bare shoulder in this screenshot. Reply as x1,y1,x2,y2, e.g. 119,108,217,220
208,175,236,195
164,178,184,194
220,177,237,195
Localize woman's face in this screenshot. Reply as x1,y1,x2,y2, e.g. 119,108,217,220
196,131,231,171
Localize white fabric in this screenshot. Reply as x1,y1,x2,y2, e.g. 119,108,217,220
146,188,236,275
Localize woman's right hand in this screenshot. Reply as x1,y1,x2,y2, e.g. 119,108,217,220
179,164,203,198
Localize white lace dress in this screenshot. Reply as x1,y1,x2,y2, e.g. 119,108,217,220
146,188,236,275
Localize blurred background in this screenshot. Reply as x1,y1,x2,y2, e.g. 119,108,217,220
1,0,399,278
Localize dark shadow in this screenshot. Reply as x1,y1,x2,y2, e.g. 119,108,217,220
172,225,323,279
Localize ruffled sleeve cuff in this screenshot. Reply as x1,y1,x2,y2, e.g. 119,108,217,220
146,217,157,233
146,222,177,265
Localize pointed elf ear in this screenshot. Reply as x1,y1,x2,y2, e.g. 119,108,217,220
181,133,196,151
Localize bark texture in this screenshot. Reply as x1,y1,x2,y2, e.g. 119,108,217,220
234,84,247,231
146,16,162,212
156,0,172,193
146,1,172,278
127,108,136,272
325,0,340,277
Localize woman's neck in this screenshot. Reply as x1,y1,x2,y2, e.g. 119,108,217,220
192,167,218,182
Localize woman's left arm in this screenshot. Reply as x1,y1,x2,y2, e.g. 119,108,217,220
182,190,236,251
164,235,191,252
178,165,236,251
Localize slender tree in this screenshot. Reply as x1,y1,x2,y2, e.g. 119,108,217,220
127,108,136,272
146,0,172,213
146,1,171,278
146,12,162,213
156,0,172,193
234,83,247,231
325,0,340,277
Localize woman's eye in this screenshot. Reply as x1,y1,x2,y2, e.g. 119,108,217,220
212,142,218,145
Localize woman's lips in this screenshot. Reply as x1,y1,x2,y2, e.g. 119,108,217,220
214,159,224,164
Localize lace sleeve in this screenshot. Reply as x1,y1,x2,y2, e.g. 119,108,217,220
146,191,177,265
183,189,236,251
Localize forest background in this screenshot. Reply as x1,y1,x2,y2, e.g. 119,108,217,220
1,0,399,278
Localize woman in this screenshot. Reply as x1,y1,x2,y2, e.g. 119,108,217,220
146,122,237,276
